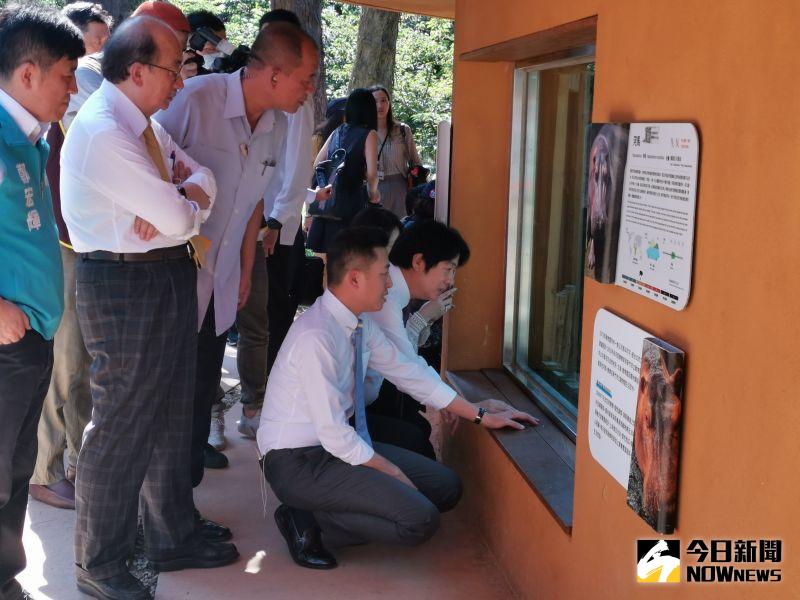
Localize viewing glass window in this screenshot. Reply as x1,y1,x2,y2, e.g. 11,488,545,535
504,58,595,438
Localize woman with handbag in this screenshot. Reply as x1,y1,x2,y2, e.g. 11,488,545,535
306,88,381,253
370,85,424,220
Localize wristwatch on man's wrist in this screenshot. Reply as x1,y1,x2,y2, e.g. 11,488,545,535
473,407,487,425
266,217,282,230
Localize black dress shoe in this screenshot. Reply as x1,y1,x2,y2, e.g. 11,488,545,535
194,509,233,542
274,504,337,570
203,445,229,469
76,570,152,600
148,540,239,572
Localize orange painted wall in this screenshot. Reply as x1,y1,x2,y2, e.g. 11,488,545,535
444,1,800,598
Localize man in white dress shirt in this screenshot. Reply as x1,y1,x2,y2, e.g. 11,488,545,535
60,17,237,599
154,20,328,539
259,227,531,569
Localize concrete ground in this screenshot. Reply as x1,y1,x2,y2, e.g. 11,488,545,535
18,346,515,599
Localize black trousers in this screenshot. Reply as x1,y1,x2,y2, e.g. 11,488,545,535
74,257,199,579
366,380,435,460
192,298,228,488
0,331,53,593
264,442,461,549
365,413,436,461
266,228,305,372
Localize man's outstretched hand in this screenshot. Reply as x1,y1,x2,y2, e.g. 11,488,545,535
481,409,539,431
479,398,540,427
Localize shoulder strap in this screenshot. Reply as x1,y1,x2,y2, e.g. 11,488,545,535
328,127,341,158
400,123,414,165
377,129,390,161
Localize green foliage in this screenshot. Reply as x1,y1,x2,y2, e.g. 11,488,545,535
320,1,359,99
322,3,452,166
394,12,453,166
175,0,451,166
24,0,452,166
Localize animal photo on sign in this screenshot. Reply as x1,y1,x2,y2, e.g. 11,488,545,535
626,337,685,534
584,123,628,283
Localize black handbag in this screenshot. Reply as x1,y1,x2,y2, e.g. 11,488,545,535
314,148,346,189
308,126,369,222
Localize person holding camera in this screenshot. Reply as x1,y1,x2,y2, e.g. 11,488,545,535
369,85,424,220
306,88,381,254
187,11,225,70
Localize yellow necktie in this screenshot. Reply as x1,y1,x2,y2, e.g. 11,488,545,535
142,123,210,268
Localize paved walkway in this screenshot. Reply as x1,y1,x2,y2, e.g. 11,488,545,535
18,346,514,599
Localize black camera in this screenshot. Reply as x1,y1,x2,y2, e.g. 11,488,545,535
188,27,250,74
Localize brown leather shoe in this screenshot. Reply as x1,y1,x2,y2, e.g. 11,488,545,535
29,479,75,510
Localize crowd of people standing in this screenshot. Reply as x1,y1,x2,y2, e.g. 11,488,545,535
0,3,537,599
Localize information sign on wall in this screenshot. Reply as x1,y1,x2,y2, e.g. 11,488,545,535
588,309,651,488
584,123,699,310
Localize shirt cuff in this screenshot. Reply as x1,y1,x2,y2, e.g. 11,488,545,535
269,188,314,224
186,171,216,201
340,439,375,466
423,380,457,411
184,173,214,224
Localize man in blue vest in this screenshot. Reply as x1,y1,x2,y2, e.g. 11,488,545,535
0,5,84,599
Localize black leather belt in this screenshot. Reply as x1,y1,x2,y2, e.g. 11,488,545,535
79,244,191,263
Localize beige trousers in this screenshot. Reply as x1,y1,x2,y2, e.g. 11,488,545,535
30,246,92,485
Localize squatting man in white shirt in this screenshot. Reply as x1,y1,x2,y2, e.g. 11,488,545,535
258,227,535,569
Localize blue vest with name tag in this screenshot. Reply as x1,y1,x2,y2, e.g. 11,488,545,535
0,105,63,340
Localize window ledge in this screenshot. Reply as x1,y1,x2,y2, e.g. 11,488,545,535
445,369,575,533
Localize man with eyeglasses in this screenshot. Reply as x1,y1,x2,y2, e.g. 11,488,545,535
60,16,238,600
153,20,328,545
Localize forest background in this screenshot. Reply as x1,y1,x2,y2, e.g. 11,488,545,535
29,0,454,166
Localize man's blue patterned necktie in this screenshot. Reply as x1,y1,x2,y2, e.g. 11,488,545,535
352,319,372,446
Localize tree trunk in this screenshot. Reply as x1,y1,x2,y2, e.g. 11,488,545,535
271,0,327,125
348,8,400,94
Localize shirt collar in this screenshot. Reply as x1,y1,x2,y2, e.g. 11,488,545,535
388,264,410,308
223,70,246,119
0,88,49,145
224,69,276,135
101,79,149,138
321,289,360,334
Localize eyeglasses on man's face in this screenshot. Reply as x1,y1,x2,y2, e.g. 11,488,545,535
140,62,182,82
